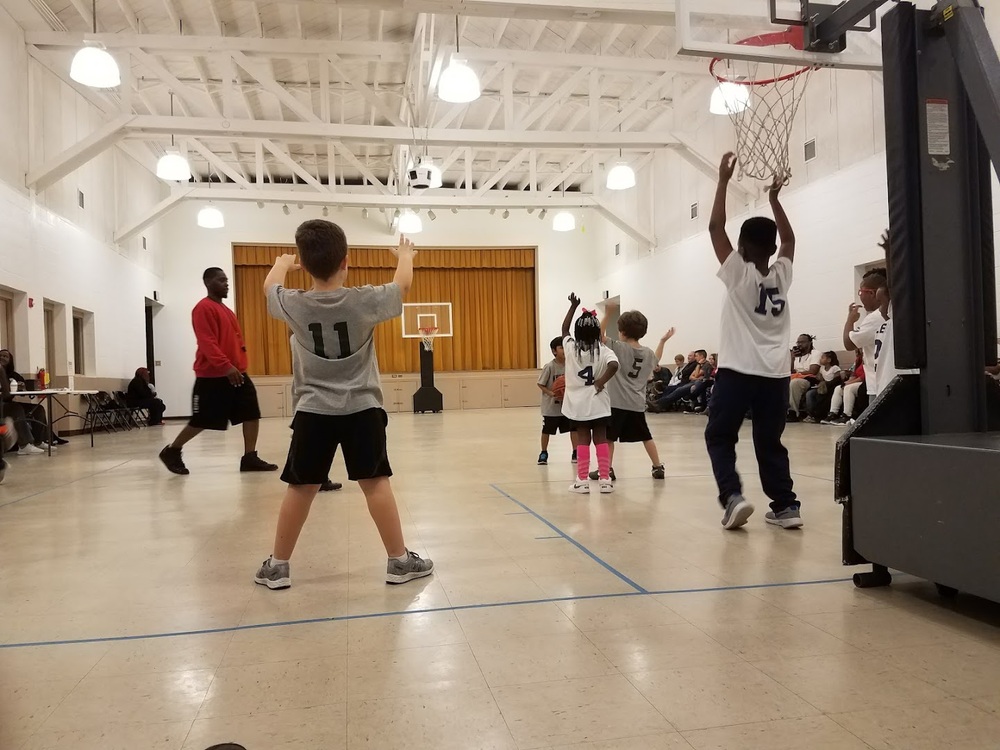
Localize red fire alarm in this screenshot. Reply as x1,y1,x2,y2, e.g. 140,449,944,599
28,298,34,308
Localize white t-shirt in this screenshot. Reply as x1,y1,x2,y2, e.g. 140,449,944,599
818,364,841,382
717,252,793,378
849,309,885,396
873,304,918,392
793,350,822,374
561,335,619,421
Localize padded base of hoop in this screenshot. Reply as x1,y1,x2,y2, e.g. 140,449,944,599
413,387,443,414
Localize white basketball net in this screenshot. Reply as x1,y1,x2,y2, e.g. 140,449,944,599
713,59,815,183
419,327,438,352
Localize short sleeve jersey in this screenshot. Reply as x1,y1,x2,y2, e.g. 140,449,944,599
717,252,793,378
849,309,886,396
873,304,918,393
605,339,657,412
537,360,565,417
267,283,402,415
561,336,619,422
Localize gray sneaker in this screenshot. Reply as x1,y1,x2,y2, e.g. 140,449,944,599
386,550,434,584
721,494,755,530
765,508,804,529
254,557,290,589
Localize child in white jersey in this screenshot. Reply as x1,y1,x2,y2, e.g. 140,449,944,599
560,294,620,494
705,153,802,531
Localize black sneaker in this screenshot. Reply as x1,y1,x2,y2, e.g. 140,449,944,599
571,450,577,463
538,451,549,466
159,445,189,475
786,410,800,423
50,435,69,446
588,468,617,482
240,451,278,472
320,479,343,492
651,465,665,480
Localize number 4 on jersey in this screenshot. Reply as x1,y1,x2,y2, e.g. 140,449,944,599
754,284,786,317
578,366,595,386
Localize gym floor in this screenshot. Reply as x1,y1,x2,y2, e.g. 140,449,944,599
3,409,1000,749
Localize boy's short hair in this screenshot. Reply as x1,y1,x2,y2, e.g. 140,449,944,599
617,310,648,340
549,336,563,352
861,268,887,288
695,349,708,358
674,354,685,363
203,267,224,282
295,219,348,281
739,217,778,259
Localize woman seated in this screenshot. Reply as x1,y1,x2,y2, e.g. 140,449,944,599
788,334,822,421
126,368,166,426
0,349,65,453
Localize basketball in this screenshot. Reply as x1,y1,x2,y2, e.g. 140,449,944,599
552,375,566,401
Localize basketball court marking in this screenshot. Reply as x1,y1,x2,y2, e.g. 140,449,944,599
0,576,855,650
490,483,649,594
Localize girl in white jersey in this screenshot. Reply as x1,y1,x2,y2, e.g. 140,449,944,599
560,294,620,494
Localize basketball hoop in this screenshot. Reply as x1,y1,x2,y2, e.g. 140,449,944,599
710,27,816,183
419,326,438,352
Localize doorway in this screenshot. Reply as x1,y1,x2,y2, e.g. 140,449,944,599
144,299,159,384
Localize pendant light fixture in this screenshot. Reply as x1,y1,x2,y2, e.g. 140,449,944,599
156,93,192,181
398,209,423,234
606,103,636,190
710,82,751,115
70,0,120,89
197,170,225,228
437,16,481,104
553,182,575,231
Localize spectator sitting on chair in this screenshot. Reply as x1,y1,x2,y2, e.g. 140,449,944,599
787,334,821,421
648,354,684,402
802,351,843,422
0,349,67,452
126,368,166,426
823,352,866,425
689,353,719,413
653,350,709,412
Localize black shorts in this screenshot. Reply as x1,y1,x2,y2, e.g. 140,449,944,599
542,415,575,435
281,408,392,485
608,408,653,443
188,375,262,431
573,416,610,430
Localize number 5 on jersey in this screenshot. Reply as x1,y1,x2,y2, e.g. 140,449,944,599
754,284,786,317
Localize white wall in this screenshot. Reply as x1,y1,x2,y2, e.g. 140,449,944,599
155,202,602,415
0,5,166,380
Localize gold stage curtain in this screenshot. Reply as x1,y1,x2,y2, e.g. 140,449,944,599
233,244,537,376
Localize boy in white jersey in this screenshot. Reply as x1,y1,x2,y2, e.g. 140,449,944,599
561,294,620,494
843,268,887,398
253,220,433,589
589,306,665,481
705,153,802,530
872,231,919,391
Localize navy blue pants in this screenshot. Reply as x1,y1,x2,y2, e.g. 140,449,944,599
704,369,797,513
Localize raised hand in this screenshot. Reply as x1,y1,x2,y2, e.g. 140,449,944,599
391,235,417,258
768,173,784,198
878,230,890,257
719,152,737,182
275,254,301,271
662,327,676,341
568,293,581,307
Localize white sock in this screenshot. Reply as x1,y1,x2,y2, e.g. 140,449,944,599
391,550,409,563
270,557,289,567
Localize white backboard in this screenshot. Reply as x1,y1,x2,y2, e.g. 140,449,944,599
401,302,454,339
675,0,887,72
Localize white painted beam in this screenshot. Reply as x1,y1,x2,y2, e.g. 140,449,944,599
125,116,682,150
187,138,251,187
594,198,656,249
262,139,327,191
115,189,192,244
27,116,134,191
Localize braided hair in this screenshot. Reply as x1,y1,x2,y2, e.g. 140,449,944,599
574,309,602,356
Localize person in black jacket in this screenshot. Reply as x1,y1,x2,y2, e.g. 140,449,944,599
0,349,65,451
126,368,166,426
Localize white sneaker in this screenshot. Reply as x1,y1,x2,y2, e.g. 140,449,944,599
599,480,615,494
22,444,45,455
569,481,590,494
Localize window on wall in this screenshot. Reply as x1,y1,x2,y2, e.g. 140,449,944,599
73,313,85,375
232,244,538,376
0,294,13,351
43,303,56,376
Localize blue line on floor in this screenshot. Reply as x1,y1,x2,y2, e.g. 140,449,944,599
0,576,854,650
489,483,649,594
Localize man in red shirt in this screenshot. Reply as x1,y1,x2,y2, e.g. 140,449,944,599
159,267,277,475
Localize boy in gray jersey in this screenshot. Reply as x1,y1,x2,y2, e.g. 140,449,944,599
253,220,433,590
591,306,666,481
537,336,578,465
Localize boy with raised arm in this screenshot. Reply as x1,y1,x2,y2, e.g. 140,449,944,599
704,153,802,530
